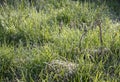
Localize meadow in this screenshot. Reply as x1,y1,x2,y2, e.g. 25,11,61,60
0,0,120,82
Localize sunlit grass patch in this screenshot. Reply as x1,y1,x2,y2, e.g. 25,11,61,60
0,0,120,82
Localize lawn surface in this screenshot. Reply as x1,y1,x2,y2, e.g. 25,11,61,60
0,0,120,82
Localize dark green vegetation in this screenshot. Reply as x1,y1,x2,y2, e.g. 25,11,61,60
0,0,120,82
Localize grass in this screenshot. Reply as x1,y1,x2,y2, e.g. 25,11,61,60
0,0,120,82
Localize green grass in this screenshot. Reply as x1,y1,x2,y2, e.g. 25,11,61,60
0,0,120,82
